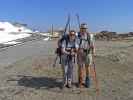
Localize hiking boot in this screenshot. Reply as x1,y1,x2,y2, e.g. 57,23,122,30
67,79,72,88
61,80,68,89
85,76,90,88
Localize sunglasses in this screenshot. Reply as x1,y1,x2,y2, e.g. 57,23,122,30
70,34,75,36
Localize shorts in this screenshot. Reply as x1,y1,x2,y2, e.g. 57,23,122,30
77,51,92,66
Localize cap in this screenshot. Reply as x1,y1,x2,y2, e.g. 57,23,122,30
80,23,88,29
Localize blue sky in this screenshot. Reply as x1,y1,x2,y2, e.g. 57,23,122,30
0,0,133,32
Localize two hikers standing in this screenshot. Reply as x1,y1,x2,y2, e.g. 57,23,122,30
59,23,95,88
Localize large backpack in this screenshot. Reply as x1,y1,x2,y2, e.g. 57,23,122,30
59,35,69,47
56,34,77,64
56,34,68,53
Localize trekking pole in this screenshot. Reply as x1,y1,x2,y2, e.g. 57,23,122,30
58,14,70,64
70,48,76,63
53,14,71,67
52,54,58,67
76,14,81,29
68,15,71,32
92,55,100,95
64,14,71,35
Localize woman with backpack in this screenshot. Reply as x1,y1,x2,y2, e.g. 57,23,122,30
61,30,79,88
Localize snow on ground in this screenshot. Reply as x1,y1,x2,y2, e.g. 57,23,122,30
0,22,33,33
43,37,51,41
40,32,52,37
0,32,31,44
3,41,21,45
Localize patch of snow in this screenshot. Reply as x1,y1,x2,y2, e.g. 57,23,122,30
43,37,51,41
0,32,31,44
3,41,20,45
40,32,52,37
0,22,33,33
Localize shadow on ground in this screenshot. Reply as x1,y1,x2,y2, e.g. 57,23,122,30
17,75,62,89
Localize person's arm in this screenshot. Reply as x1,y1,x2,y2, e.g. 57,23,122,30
61,40,70,55
90,34,95,55
75,39,79,52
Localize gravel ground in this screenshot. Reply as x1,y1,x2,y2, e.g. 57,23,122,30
0,39,133,100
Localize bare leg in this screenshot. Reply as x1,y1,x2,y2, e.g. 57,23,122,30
78,65,84,88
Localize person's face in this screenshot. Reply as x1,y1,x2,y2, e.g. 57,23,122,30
69,32,76,41
80,28,87,33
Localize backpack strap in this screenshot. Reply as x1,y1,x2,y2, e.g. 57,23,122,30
78,32,82,46
79,32,90,47
87,33,90,46
65,35,69,48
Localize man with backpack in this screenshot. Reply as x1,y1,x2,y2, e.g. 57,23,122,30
61,30,78,88
77,23,95,88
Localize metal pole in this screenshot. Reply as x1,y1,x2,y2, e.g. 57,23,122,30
76,14,81,29
64,14,70,35
68,14,71,32
92,57,100,95
53,14,71,67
